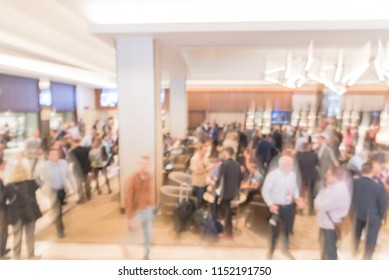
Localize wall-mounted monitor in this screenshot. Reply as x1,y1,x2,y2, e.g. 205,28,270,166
39,89,52,107
100,88,118,108
271,111,291,125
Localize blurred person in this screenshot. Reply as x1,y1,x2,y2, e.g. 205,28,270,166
78,118,85,137
4,163,42,260
68,138,92,203
316,134,338,181
206,158,223,218
25,130,42,173
261,155,305,260
190,144,212,209
238,128,248,155
125,156,156,260
3,151,31,185
347,150,369,176
210,120,220,146
34,149,76,239
80,128,98,148
352,162,387,260
216,147,242,240
240,162,262,204
294,129,308,152
222,132,239,158
256,134,277,172
92,120,100,133
0,158,10,259
343,127,355,147
54,124,69,141
102,118,113,136
67,121,81,140
296,143,319,215
89,137,111,195
272,127,283,152
314,166,351,260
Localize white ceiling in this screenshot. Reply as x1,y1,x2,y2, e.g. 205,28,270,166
1,0,389,89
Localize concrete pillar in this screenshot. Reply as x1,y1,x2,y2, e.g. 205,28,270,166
169,77,187,138
116,36,162,210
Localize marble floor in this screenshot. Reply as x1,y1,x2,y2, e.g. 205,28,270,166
4,175,389,260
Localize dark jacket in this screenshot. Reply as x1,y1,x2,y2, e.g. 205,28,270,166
296,151,319,186
352,176,387,224
217,158,242,200
70,146,92,175
0,180,5,211
4,180,42,225
256,140,275,163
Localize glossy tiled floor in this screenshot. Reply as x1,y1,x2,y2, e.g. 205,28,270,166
5,175,389,260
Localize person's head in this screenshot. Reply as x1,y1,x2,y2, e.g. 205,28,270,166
91,128,98,137
361,161,374,176
33,130,40,138
196,143,208,157
70,138,80,147
278,155,294,173
371,154,386,177
249,162,259,174
223,146,234,159
325,166,345,184
317,135,327,146
48,149,59,162
138,155,150,174
243,148,251,158
9,162,31,183
92,137,102,149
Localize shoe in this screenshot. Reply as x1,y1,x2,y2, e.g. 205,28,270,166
97,189,102,195
266,251,274,260
28,255,42,260
282,250,296,260
1,248,11,256
142,255,149,260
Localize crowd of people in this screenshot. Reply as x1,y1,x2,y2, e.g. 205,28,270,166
0,117,118,260
186,119,389,260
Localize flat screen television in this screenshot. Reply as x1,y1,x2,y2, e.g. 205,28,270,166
271,111,291,125
100,88,118,108
39,89,52,107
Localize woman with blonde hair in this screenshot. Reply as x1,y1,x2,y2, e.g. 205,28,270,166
89,136,111,194
4,162,41,259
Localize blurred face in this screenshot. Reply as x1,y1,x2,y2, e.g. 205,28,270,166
279,157,293,173
372,162,382,176
317,137,325,146
138,158,150,174
48,150,59,162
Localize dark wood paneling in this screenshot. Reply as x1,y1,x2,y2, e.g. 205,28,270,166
188,111,206,129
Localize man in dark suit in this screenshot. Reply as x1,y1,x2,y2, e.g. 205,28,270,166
296,143,319,215
217,146,242,240
69,138,92,203
256,134,276,172
352,161,387,260
0,158,10,259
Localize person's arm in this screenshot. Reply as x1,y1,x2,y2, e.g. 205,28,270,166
377,186,388,222
125,176,135,219
216,163,225,188
261,172,274,207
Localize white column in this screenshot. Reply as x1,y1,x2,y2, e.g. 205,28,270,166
116,37,162,210
169,77,187,138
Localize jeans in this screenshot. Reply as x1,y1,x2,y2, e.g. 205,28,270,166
54,189,66,236
269,204,294,253
0,208,7,256
354,218,381,260
13,219,36,259
320,228,338,260
221,199,233,237
193,186,207,209
137,209,154,258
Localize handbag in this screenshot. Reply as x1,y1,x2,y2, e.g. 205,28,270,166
326,212,343,240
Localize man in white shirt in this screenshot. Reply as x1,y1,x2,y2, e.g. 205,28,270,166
262,155,305,259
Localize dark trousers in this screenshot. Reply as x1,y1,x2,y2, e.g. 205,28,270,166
269,204,294,253
212,194,219,219
54,190,66,236
320,228,338,260
0,208,8,256
354,218,381,260
302,181,316,215
221,199,233,237
93,167,111,194
77,173,91,201
193,186,207,209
